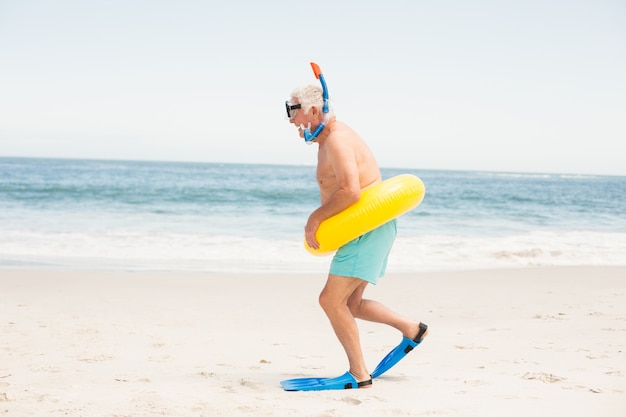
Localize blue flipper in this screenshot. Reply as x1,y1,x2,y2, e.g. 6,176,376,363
281,371,372,391
370,322,428,378
281,323,428,390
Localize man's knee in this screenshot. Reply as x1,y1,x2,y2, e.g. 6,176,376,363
346,297,363,316
318,276,350,312
318,287,338,313
319,277,366,314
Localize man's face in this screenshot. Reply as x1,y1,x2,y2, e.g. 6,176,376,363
286,98,301,122
287,98,306,138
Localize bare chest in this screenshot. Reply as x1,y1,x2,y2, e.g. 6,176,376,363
316,149,337,202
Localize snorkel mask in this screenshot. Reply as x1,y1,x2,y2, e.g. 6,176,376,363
286,62,330,143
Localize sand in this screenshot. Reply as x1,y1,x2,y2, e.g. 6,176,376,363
1,267,624,416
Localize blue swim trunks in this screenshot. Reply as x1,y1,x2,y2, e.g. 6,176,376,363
329,219,397,285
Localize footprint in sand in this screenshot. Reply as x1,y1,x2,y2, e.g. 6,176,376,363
239,379,260,390
521,372,566,383
342,397,362,405
454,345,488,350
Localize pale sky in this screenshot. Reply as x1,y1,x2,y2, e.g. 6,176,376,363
1,0,625,175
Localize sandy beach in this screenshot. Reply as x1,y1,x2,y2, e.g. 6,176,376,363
1,267,624,416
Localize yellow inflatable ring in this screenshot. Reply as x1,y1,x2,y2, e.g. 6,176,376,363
305,174,426,256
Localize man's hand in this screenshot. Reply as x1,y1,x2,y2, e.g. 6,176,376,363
304,216,321,250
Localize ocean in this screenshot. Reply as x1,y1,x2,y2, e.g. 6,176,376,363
1,157,625,273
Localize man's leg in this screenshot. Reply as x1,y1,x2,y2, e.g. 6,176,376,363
347,283,427,341
318,274,371,383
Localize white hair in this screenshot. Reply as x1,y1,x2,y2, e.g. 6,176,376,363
290,84,335,118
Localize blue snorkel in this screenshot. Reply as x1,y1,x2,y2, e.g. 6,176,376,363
303,62,330,143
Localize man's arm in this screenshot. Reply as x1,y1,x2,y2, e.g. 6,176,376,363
305,139,361,249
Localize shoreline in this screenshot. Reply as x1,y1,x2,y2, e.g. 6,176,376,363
2,266,624,416
2,263,626,275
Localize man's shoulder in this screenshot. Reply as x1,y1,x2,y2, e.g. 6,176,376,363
327,120,361,141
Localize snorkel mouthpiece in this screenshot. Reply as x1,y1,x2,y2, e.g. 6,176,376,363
303,62,330,143
299,122,312,139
